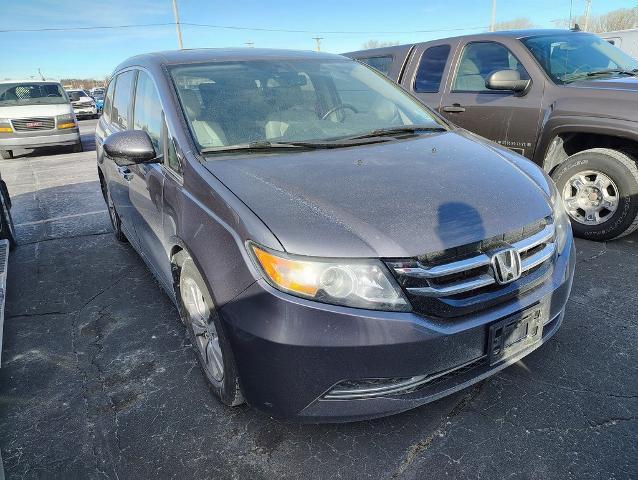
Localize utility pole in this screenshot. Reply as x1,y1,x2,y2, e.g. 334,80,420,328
172,0,184,49
37,68,45,81
312,37,323,52
583,0,592,31
490,0,496,32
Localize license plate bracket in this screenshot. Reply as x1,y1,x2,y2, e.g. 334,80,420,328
488,305,545,366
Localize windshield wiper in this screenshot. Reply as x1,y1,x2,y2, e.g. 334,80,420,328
339,125,446,141
586,68,638,77
201,140,329,154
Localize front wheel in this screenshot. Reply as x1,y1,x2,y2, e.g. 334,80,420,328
0,150,13,160
71,142,83,153
551,148,638,241
178,257,244,406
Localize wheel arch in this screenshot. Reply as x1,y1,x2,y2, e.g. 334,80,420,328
537,118,638,174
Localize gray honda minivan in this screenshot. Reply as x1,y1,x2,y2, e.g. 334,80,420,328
96,49,575,422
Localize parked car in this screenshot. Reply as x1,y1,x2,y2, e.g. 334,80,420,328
96,48,574,422
0,172,15,249
93,93,105,114
66,89,98,119
345,29,638,241
0,80,82,159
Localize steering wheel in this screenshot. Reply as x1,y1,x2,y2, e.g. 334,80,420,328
47,94,58,97
321,103,359,121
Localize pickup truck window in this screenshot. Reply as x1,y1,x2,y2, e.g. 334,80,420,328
452,42,529,92
414,45,451,93
521,33,638,84
359,56,393,76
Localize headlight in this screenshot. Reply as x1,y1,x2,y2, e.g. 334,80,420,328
56,113,77,129
0,118,12,133
549,179,571,253
249,243,410,311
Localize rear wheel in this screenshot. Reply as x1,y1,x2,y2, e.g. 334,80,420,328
178,256,244,406
0,191,16,250
0,150,13,160
551,148,638,241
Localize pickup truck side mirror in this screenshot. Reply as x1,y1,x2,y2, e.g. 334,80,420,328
485,69,531,93
103,130,158,166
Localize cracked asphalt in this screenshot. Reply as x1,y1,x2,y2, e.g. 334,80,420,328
0,119,636,480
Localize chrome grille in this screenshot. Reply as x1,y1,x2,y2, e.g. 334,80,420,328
11,117,55,131
73,101,93,108
386,219,556,316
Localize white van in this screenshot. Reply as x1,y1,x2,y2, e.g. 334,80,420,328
0,80,82,159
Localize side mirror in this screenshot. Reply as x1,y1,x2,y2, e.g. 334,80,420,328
485,69,531,93
103,130,158,166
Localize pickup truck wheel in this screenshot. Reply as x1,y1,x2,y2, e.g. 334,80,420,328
551,148,638,241
0,150,13,160
178,257,244,407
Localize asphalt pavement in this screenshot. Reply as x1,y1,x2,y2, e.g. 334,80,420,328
0,119,636,479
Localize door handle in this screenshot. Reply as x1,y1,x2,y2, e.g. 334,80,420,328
117,166,134,182
442,104,466,113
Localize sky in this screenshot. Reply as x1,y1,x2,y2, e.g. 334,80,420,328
1,0,634,80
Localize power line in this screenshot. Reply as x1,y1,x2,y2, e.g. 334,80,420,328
0,22,488,36
0,23,175,33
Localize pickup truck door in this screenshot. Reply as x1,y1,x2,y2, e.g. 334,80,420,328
438,39,543,159
401,41,458,112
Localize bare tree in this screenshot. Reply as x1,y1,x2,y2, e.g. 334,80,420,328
559,7,638,32
361,40,400,49
492,17,535,31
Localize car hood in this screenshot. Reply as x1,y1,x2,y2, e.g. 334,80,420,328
0,103,73,118
568,75,638,91
204,131,552,258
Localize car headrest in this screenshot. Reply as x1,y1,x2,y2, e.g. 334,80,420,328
179,89,201,119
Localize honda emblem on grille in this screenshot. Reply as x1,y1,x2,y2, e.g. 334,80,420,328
491,247,522,285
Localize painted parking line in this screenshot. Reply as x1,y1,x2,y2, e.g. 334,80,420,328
15,209,107,227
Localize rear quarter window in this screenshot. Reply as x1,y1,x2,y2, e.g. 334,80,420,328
414,45,451,93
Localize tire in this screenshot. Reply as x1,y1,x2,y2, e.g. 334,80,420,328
71,142,83,153
551,148,638,241
178,256,244,407
0,191,16,250
105,187,127,242
0,150,13,160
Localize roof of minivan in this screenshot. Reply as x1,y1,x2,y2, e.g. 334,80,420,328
113,48,346,73
344,29,590,56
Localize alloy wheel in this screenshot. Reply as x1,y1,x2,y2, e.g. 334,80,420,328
562,169,619,225
181,275,225,382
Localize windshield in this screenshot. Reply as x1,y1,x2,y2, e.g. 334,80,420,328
0,82,68,106
170,59,443,151
522,33,638,84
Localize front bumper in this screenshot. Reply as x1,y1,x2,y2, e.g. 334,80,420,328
74,107,96,117
221,236,575,422
0,129,80,150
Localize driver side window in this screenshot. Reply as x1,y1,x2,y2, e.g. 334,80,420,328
453,42,530,92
